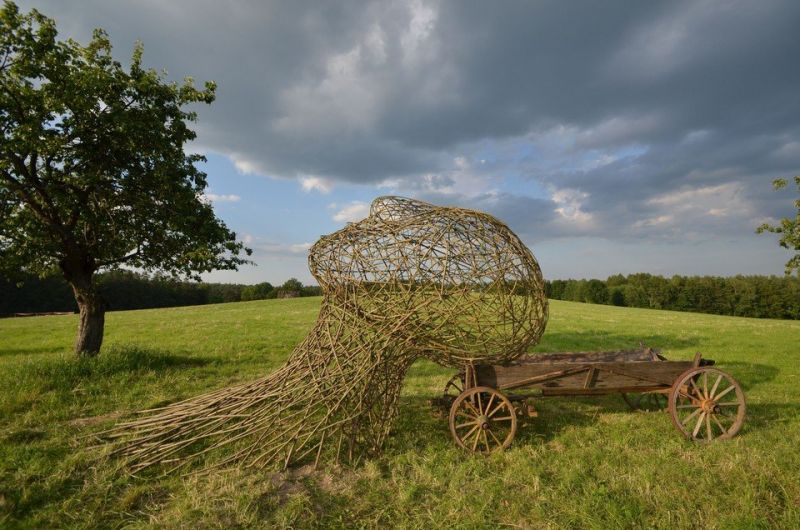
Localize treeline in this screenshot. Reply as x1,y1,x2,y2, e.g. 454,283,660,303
4,271,798,320
0,271,321,315
546,274,800,320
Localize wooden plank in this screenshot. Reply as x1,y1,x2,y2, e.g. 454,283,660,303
498,367,589,391
592,361,694,386
508,348,660,365
583,367,597,389
541,385,669,396
477,360,694,391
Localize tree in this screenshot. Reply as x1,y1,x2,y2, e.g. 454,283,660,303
583,279,608,304
0,3,250,355
757,176,800,276
240,281,274,301
276,277,303,298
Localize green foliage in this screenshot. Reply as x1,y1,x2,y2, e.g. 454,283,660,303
546,274,800,319
275,277,303,298
0,271,320,313
757,176,800,276
1,298,799,528
240,282,275,301
0,1,250,280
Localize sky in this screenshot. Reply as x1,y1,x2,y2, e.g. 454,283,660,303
18,0,800,284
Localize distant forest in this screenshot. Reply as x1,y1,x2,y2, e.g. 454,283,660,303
546,274,800,320
1,271,798,320
1,271,320,315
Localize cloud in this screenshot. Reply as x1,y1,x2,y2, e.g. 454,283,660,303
19,0,800,266
252,241,313,256
300,177,333,194
331,201,370,223
202,193,241,203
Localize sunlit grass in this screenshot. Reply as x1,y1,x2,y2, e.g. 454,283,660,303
1,298,798,528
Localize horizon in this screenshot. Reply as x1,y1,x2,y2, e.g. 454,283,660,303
15,1,800,285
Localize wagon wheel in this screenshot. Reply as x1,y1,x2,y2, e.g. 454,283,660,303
668,367,746,442
449,386,517,453
622,391,668,412
442,371,465,404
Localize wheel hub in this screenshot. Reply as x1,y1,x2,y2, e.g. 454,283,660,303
477,415,490,429
700,399,717,413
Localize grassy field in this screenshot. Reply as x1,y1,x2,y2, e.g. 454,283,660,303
1,298,799,529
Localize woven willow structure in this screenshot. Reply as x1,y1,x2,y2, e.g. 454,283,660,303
105,196,548,472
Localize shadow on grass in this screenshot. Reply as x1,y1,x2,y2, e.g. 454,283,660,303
713,361,779,391
0,346,72,358
739,402,798,430
1,345,216,394
536,331,704,353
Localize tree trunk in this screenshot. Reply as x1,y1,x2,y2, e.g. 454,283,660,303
69,273,106,357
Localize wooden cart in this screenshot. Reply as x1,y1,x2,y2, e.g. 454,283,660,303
438,347,746,453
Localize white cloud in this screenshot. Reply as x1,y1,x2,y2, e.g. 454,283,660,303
254,241,314,255
551,188,593,224
202,193,241,203
289,242,312,253
401,0,438,62
379,156,498,199
332,201,370,223
647,183,742,210
633,214,674,228
300,176,333,193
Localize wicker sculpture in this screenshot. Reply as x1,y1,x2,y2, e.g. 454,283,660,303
106,196,548,472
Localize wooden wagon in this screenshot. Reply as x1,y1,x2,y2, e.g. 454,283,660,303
437,347,747,453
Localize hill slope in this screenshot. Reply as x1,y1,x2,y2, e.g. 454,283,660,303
1,299,799,528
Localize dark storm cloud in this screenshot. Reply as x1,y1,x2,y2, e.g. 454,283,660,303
16,0,800,246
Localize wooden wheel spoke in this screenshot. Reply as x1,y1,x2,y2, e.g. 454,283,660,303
680,406,702,426
709,374,722,399
463,399,481,416
484,393,496,417
487,401,506,418
450,387,517,454
471,426,482,451
689,378,704,399
692,411,706,438
462,423,480,442
669,368,746,442
481,429,490,452
713,385,736,401
711,414,728,436
487,427,503,448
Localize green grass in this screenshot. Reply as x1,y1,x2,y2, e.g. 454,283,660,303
1,298,799,529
